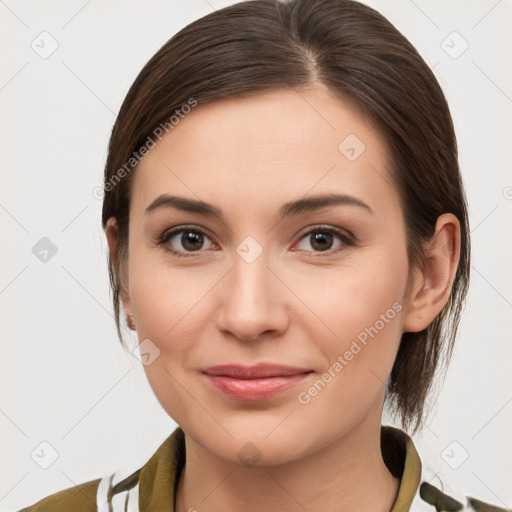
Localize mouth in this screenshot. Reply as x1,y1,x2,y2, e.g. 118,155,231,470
201,364,314,402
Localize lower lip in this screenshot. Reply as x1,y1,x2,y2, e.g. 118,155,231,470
203,373,311,402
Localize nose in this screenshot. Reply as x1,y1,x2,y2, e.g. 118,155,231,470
214,247,289,342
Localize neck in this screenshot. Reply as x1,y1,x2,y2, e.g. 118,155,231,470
174,399,400,512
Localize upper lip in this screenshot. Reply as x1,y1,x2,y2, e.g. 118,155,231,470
202,364,313,379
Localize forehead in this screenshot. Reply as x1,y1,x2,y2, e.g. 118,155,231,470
132,87,400,221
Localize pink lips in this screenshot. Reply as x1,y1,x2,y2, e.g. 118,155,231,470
202,364,313,402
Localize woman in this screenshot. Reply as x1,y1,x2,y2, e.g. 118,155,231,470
15,0,509,511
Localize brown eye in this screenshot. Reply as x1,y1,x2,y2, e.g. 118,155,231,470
159,227,214,257
294,227,353,256
309,231,334,251
180,231,204,251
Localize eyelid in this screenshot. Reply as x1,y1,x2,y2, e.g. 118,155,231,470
294,224,355,245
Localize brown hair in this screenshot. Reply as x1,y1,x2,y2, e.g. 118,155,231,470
101,0,470,435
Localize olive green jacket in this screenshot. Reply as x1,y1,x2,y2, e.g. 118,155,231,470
16,425,510,512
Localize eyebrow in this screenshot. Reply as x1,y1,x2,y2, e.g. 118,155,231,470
145,193,374,220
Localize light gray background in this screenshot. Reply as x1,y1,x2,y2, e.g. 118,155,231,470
1,0,511,510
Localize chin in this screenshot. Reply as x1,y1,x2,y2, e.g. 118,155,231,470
213,420,320,467
226,437,306,468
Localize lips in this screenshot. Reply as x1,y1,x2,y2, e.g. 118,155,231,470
202,364,313,402
202,363,312,378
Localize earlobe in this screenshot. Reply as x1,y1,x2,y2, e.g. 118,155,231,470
402,213,461,333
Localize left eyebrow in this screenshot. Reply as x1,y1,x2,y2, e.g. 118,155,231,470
279,193,374,218
144,192,374,219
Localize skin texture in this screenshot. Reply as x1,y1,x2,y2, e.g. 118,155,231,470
105,86,460,512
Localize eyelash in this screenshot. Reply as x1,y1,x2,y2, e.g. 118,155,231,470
157,224,354,259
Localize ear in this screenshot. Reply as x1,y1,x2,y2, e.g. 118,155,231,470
402,213,461,333
104,217,134,323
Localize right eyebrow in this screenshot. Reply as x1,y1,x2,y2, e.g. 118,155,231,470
145,195,224,219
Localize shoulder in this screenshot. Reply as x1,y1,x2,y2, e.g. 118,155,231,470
383,426,511,512
16,477,102,512
14,427,183,512
415,481,512,512
15,467,142,512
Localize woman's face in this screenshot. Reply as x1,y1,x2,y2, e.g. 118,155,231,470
122,87,415,464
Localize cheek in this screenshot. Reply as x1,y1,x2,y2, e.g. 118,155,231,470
127,245,222,356
294,247,407,343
